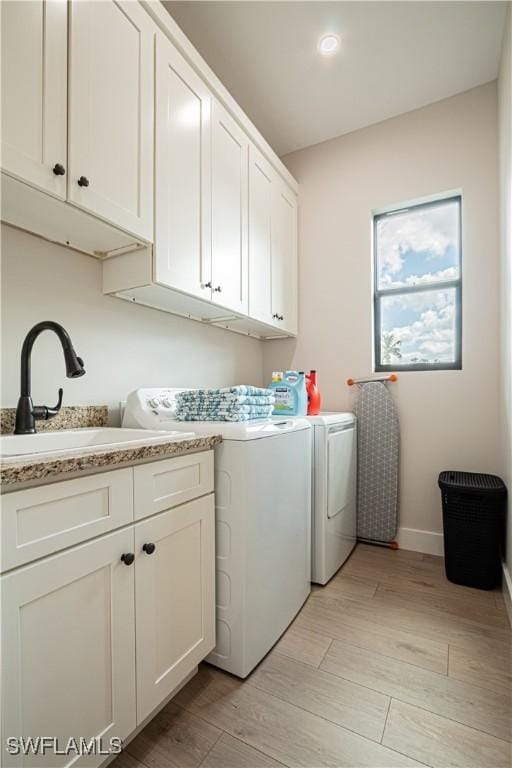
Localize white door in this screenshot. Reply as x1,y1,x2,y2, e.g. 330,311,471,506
271,179,299,335
327,426,357,519
248,146,274,325
68,0,154,240
211,101,248,314
1,0,67,198
154,35,212,300
1,528,137,768
134,495,215,724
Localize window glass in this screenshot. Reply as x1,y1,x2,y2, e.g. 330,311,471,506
374,196,462,372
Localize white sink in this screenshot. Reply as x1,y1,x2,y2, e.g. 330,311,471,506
0,428,195,462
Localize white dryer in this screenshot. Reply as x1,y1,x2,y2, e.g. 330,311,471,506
308,413,357,584
123,388,312,678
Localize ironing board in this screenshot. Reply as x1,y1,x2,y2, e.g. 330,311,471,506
353,381,399,543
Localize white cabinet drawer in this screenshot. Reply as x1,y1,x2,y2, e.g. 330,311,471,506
134,451,214,520
1,468,134,572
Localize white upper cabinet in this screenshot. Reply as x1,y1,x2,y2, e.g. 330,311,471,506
1,0,68,198
272,180,298,335
68,0,154,241
248,146,274,326
248,145,298,333
154,34,212,300
0,0,298,338
211,101,249,314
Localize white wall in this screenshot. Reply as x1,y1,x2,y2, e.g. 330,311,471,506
264,83,501,545
1,225,264,422
499,5,512,578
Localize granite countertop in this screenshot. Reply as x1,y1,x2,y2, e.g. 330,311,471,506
0,434,222,492
0,405,109,435
0,405,222,492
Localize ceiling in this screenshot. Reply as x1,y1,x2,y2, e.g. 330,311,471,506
164,1,507,157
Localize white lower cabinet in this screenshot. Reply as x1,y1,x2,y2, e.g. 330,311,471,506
2,527,137,768
1,457,215,766
134,495,215,723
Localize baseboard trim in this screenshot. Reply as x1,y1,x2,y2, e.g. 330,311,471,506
502,562,512,627
397,527,444,556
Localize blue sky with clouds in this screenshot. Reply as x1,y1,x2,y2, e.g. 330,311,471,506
376,200,460,364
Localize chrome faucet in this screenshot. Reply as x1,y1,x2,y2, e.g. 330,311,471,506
14,321,85,435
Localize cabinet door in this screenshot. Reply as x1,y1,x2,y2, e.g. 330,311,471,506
134,495,215,724
211,101,248,314
154,34,212,300
68,0,154,240
248,146,274,325
271,180,298,335
1,0,67,198
1,528,136,768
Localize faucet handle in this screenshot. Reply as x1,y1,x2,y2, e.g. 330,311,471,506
48,387,63,417
46,388,63,420
28,389,63,424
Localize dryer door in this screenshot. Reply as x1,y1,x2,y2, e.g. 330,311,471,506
327,424,356,519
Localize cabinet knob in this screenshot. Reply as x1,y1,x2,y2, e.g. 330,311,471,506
142,542,156,555
272,313,279,320
120,552,135,566
203,281,212,289
77,176,90,188
280,315,285,321
52,163,66,176
214,285,222,293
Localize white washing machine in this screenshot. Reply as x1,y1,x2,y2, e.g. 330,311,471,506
308,413,357,584
123,388,312,678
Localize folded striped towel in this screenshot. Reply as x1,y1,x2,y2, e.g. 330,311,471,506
177,386,273,399
176,394,275,406
176,411,273,422
176,404,273,417
175,386,274,422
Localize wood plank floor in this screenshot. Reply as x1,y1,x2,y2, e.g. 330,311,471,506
113,544,512,768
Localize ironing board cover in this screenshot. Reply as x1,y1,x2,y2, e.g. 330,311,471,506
354,381,399,542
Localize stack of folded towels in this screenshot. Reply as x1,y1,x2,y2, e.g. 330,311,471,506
175,385,275,422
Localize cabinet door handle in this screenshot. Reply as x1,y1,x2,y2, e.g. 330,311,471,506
272,313,279,320
142,542,156,555
52,163,66,176
214,285,222,293
203,281,212,289
77,176,90,188
120,552,135,566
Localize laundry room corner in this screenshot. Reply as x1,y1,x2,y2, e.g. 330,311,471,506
264,83,502,552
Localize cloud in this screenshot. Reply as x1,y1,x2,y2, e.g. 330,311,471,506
383,291,456,363
379,266,458,289
377,201,459,285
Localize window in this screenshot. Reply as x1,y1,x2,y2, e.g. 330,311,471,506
373,195,462,372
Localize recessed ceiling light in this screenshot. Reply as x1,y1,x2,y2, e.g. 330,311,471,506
318,34,340,56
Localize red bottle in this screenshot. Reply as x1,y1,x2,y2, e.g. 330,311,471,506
306,370,321,415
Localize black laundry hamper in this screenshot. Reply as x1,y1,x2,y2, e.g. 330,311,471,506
438,471,506,590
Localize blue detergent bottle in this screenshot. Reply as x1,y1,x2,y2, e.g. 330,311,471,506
297,372,308,416
270,371,307,416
